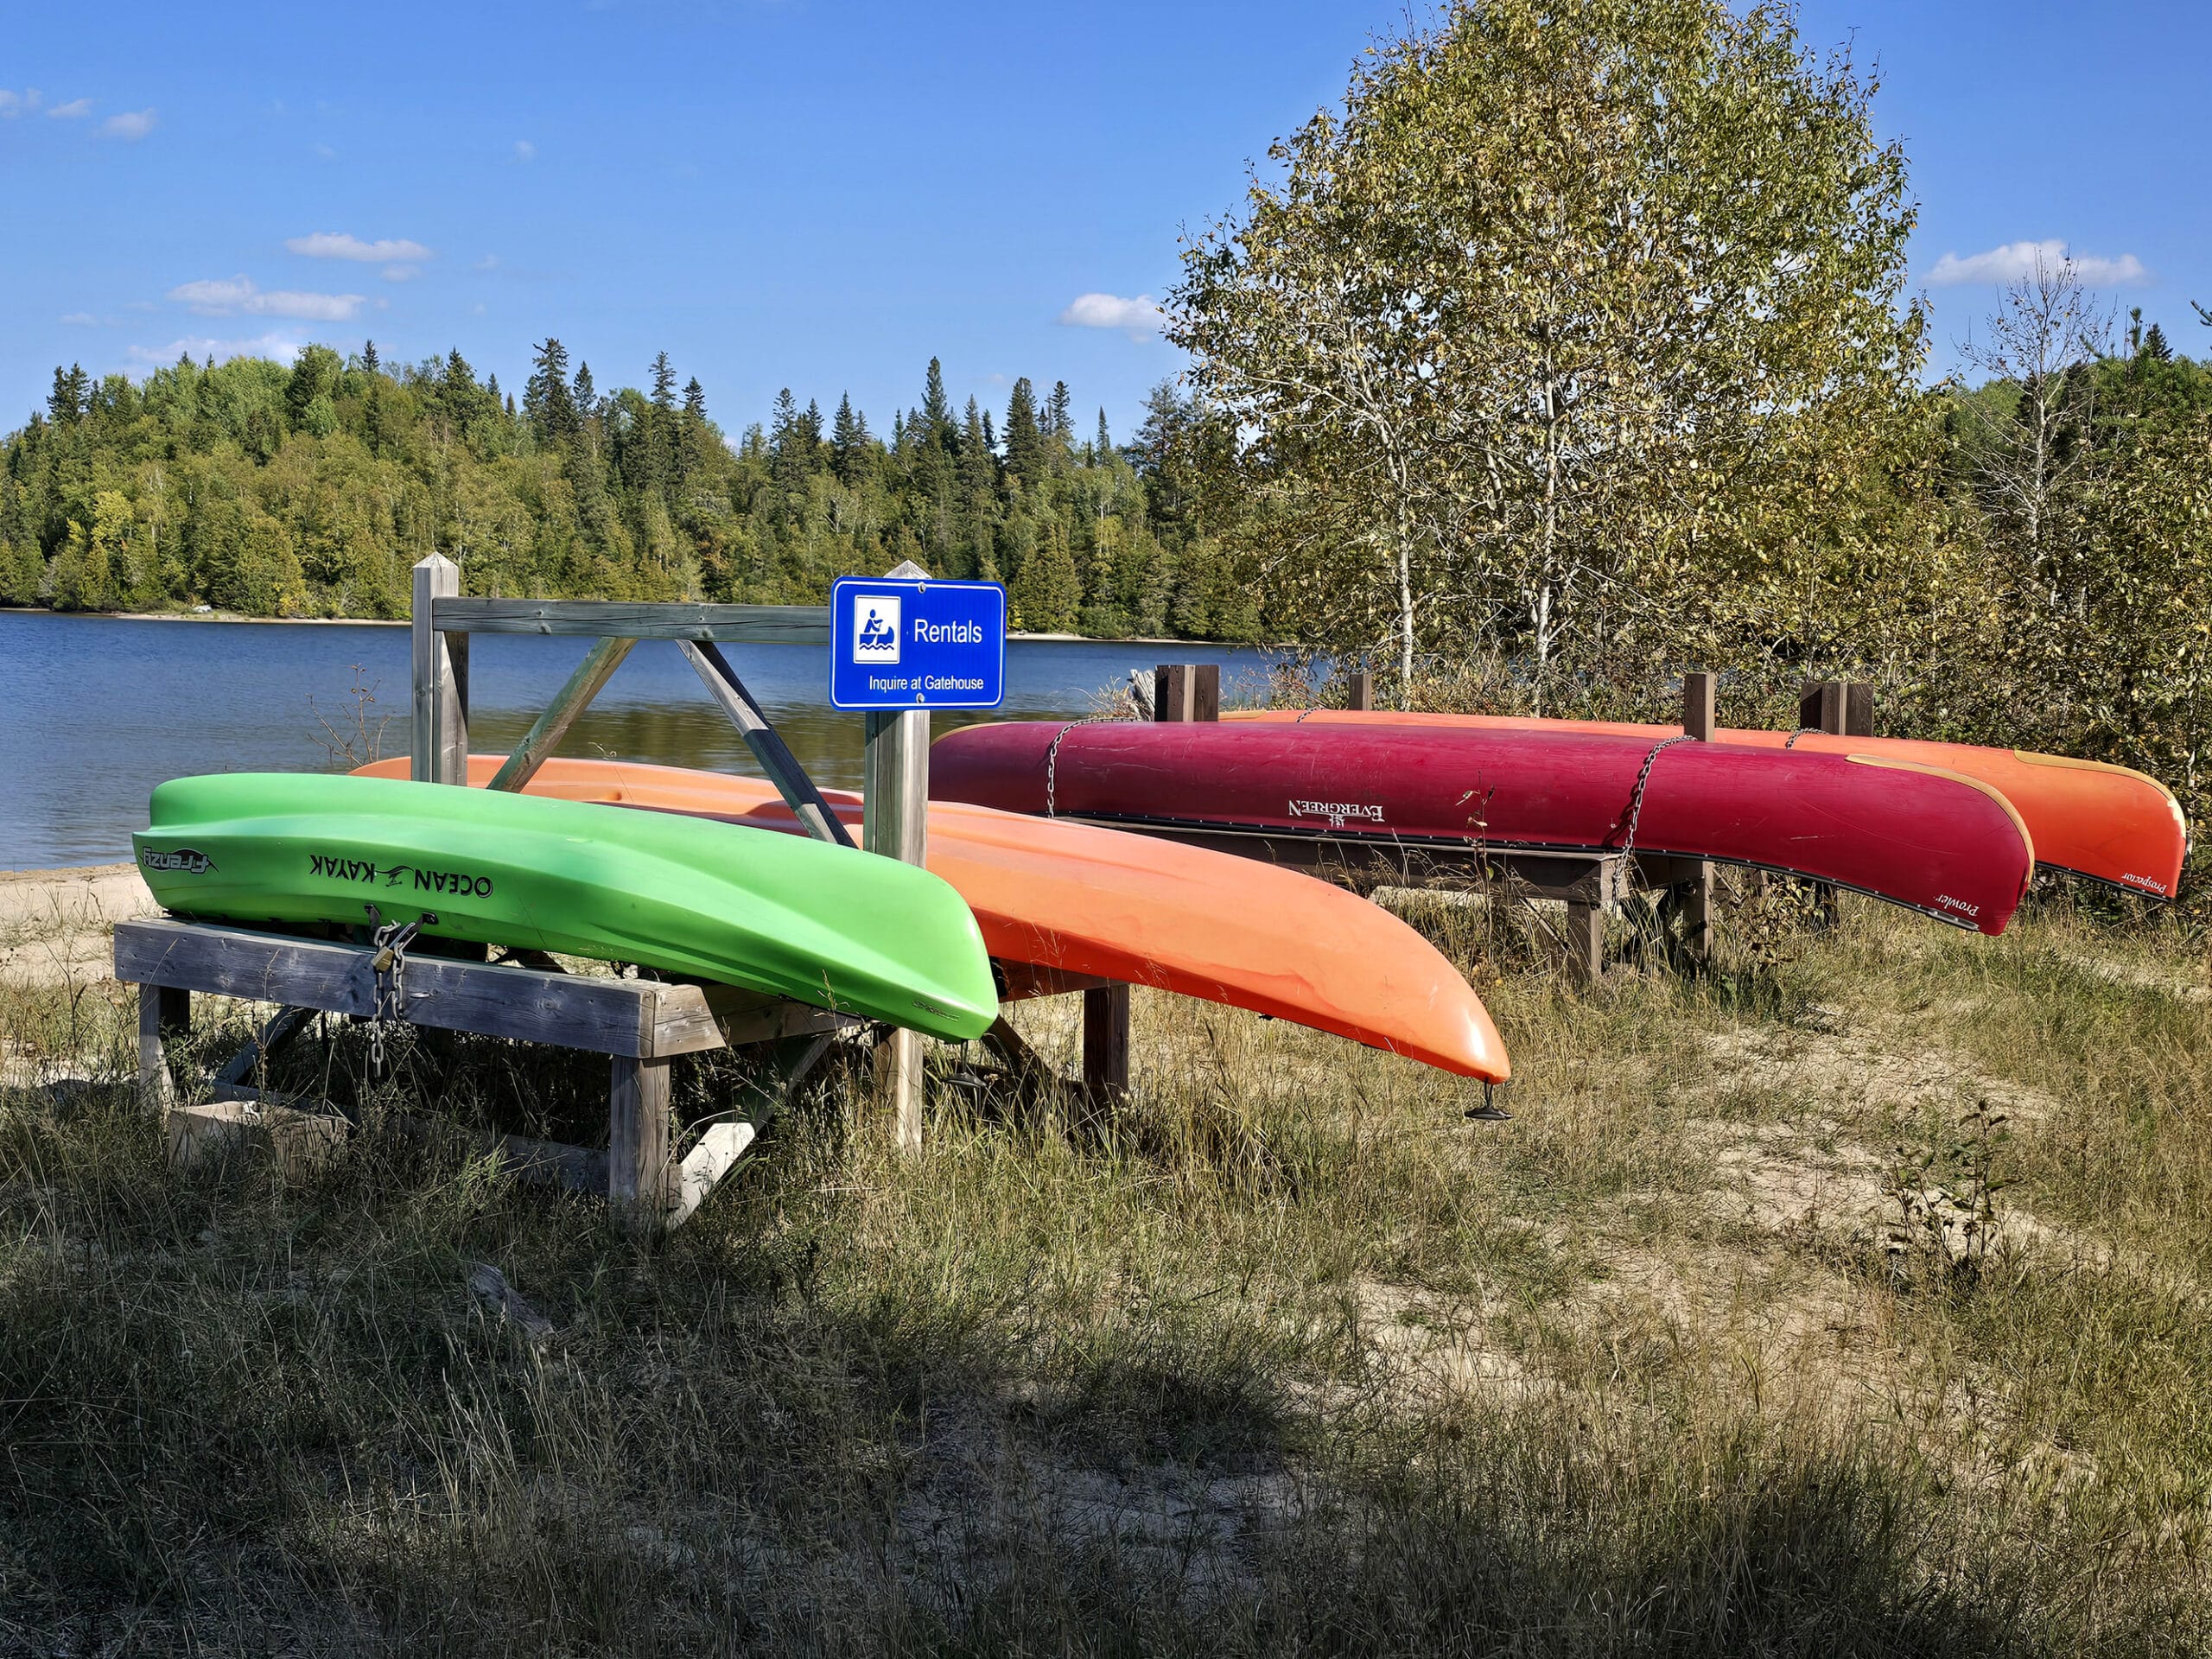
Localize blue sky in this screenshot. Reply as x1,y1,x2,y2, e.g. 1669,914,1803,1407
5,1,2207,443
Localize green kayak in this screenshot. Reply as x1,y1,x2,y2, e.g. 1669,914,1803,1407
133,772,997,1042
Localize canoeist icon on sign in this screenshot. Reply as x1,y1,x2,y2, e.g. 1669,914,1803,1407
853,594,902,662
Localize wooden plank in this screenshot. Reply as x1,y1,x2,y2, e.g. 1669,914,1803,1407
1845,681,1876,738
168,1097,348,1176
435,596,830,645
1154,664,1192,722
669,1122,757,1228
607,1055,673,1232
1346,669,1374,711
682,641,853,846
1192,664,1221,723
995,963,1117,1002
411,555,468,785
137,984,187,1113
486,636,636,792
114,919,727,1058
1082,982,1131,1103
1681,670,1716,741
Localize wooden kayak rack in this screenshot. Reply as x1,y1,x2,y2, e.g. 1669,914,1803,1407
1143,663,1877,982
119,917,861,1232
119,556,1150,1226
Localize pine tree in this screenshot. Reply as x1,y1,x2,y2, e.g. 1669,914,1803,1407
361,339,379,374
572,362,597,417
524,338,578,439
1001,378,1045,484
1047,380,1072,441
921,358,955,448
1095,408,1112,462
683,377,707,420
2144,322,2173,364
831,393,873,486
47,365,88,426
650,352,677,411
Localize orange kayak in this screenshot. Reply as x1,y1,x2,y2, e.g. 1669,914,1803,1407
356,756,1508,1082
1230,710,2187,899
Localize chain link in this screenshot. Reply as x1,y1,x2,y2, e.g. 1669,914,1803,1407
1042,716,1115,817
1783,727,1824,750
1615,734,1696,857
366,914,423,1076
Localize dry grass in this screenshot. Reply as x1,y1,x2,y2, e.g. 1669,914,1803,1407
2,874,2209,1655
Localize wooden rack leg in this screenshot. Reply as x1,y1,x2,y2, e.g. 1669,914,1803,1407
1564,902,1603,986
608,1054,673,1234
138,986,188,1112
875,1028,925,1153
1681,669,1715,965
1083,983,1130,1104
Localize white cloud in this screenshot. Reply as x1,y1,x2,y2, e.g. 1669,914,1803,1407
102,108,156,140
285,231,432,264
1058,291,1166,340
512,139,536,162
129,333,306,367
59,311,99,326
1926,238,2149,289
168,275,365,321
381,264,418,282
0,88,42,117
48,98,92,119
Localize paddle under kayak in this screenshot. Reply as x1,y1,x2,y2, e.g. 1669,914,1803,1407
133,772,997,1042
930,721,2036,935
354,756,1510,1082
1231,709,2186,899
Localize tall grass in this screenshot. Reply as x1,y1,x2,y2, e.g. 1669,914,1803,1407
2,889,2209,1654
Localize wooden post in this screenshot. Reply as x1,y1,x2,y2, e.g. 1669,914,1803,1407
1802,680,1847,926
1679,670,1715,965
1192,663,1220,722
1082,982,1130,1107
137,985,188,1111
1346,669,1374,711
1154,663,1192,722
410,554,468,785
865,560,932,1153
1564,899,1603,986
1844,681,1875,738
607,1055,673,1234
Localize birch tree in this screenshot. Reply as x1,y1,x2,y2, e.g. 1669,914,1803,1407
1169,0,1925,709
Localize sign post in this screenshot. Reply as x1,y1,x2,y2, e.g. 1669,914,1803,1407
833,563,1007,1150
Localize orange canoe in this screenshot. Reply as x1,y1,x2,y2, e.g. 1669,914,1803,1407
357,756,1508,1082
1230,710,2187,899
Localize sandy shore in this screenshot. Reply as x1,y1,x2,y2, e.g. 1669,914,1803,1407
0,862,159,984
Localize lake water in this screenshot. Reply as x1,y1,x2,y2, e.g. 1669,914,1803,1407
0,611,1277,869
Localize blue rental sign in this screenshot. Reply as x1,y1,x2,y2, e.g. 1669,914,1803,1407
828,576,1007,710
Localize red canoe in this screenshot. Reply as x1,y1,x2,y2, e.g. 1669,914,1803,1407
930,721,2037,935
1231,709,2187,899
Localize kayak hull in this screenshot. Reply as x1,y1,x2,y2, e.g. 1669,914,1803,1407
1232,709,2186,899
929,721,2036,935
133,772,997,1041
355,756,1510,1083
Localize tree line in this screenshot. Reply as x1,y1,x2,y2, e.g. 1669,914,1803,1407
0,344,1256,640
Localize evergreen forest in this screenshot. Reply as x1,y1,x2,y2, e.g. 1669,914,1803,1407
0,344,1252,639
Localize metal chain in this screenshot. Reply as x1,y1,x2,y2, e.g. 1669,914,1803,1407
366,915,423,1075
1783,727,1823,750
1043,716,1114,817
1615,734,1696,857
